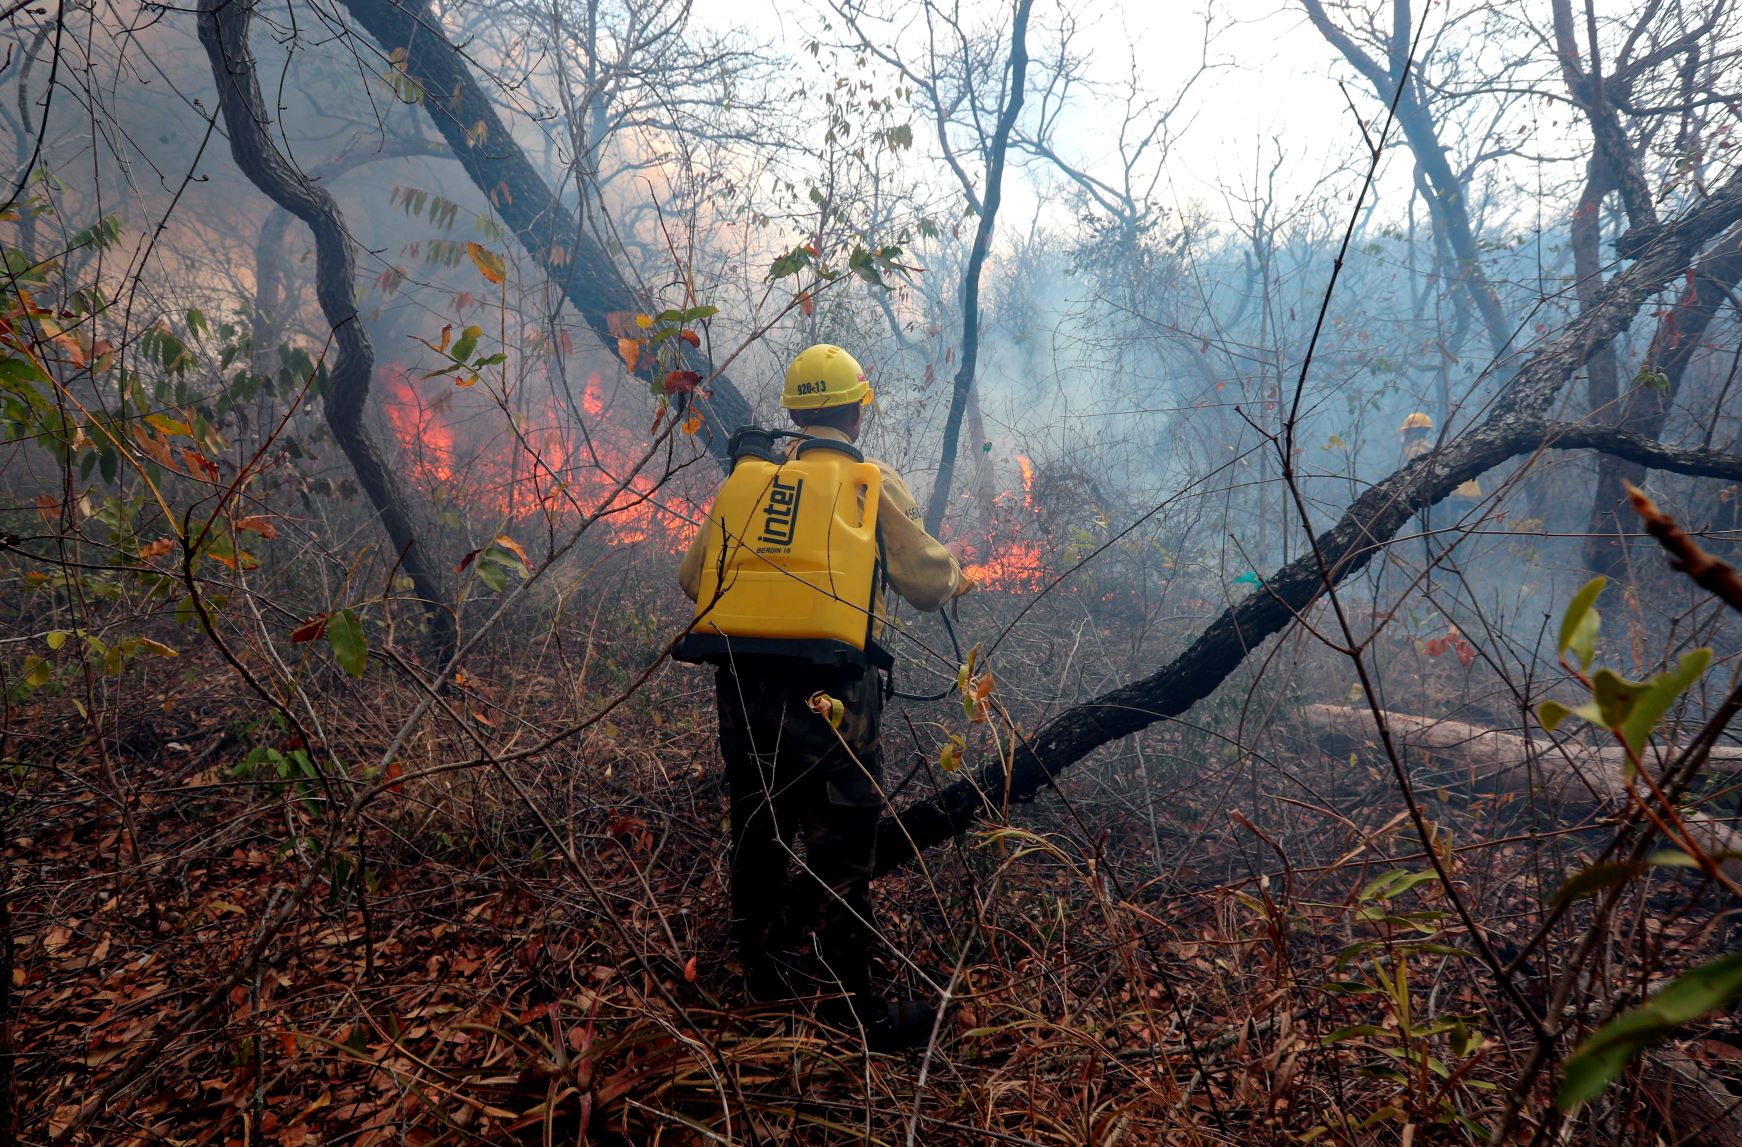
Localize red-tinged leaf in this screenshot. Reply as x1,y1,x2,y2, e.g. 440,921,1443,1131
1425,637,1446,658
492,534,529,564
650,404,668,435
663,370,702,395
235,515,278,539
465,241,506,285
681,411,704,436
35,493,58,522
618,337,641,373
798,291,815,317
683,956,698,983
436,323,453,352
292,614,330,643
181,448,221,482
384,760,405,794
1456,640,1476,667
469,708,496,727
455,547,483,574
137,538,175,560
679,329,701,348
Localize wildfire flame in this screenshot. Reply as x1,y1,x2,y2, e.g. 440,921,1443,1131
380,366,702,552
962,453,1048,591
381,370,1047,589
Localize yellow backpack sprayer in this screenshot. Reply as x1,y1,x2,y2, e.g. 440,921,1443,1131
673,426,964,700
674,426,893,668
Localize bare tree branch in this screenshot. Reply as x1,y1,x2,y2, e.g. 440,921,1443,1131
876,163,1742,872
200,0,457,666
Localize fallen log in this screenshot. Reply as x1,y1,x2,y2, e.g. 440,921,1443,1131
1643,1044,1742,1147
1302,704,1742,800
1300,704,1742,880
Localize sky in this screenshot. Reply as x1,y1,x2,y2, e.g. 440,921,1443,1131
701,0,1386,228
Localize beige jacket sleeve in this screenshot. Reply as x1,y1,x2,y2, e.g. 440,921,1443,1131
873,461,969,612
677,511,710,602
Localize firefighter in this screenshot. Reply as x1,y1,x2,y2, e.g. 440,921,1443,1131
677,343,970,1050
1400,411,1435,461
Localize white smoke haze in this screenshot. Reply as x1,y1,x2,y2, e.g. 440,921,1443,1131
7,1,1742,1135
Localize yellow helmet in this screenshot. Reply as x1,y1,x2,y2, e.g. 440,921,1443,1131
1400,411,1434,432
782,344,874,410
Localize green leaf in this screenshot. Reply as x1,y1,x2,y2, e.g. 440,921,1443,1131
1358,869,1440,903
1619,648,1713,756
1590,668,1649,730
0,355,51,388
1648,849,1701,868
1320,1024,1385,1045
769,247,812,280
1551,862,1642,908
45,629,68,650
20,655,51,688
679,305,718,322
1538,700,1574,731
450,326,482,363
1558,950,1742,1109
474,558,507,592
326,607,367,678
1559,576,1606,668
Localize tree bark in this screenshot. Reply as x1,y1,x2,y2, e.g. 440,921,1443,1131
200,0,457,667
876,167,1742,873
1586,225,1742,574
1301,704,1742,791
1300,0,1512,361
922,0,1034,537
337,0,752,463
251,137,448,370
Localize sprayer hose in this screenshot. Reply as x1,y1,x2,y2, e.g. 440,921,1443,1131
889,608,965,702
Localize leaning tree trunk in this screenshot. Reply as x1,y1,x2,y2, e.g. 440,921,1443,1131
200,0,457,667
1301,0,1512,363
922,0,1033,538
876,166,1742,874
338,0,752,464
251,137,447,373
1586,225,1742,575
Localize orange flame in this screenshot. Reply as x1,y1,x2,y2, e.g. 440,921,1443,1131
964,540,1046,591
383,371,455,485
962,454,1048,591
380,366,703,552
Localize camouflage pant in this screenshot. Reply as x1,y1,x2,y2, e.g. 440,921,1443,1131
715,658,884,999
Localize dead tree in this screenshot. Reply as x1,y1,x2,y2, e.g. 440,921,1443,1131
1300,0,1513,363
877,166,1742,873
919,0,1033,538
1557,0,1742,572
251,135,447,371
199,0,458,667
833,0,1038,536
337,0,752,462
